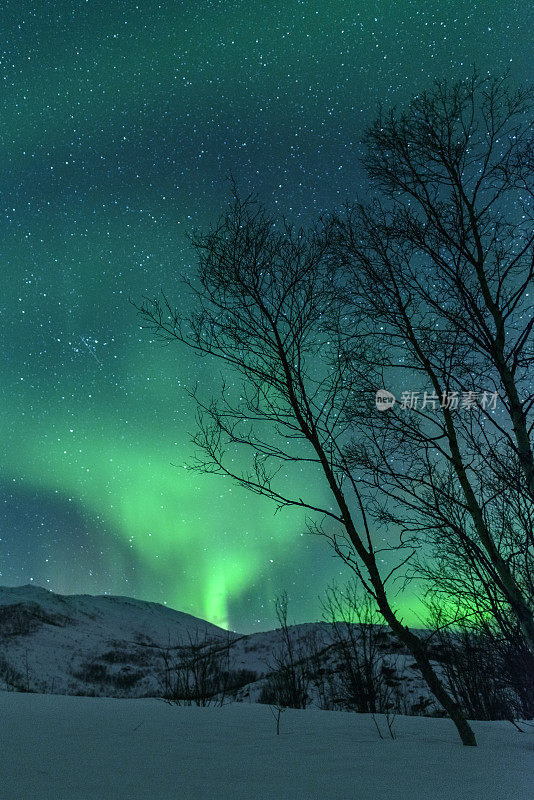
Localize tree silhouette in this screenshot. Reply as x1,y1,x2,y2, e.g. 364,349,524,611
137,192,476,745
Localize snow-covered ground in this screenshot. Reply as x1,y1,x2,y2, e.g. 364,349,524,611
1,584,532,799
0,691,532,800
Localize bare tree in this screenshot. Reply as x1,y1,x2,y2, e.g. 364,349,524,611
328,73,534,654
322,583,393,715
137,194,477,745
259,593,311,709
426,606,530,723
160,630,253,707
420,508,534,721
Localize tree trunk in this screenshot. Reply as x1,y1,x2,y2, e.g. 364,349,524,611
374,589,477,746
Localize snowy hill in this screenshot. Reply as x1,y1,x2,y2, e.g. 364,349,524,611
0,584,432,711
0,584,234,697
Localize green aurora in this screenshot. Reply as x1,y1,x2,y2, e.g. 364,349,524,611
1,0,532,630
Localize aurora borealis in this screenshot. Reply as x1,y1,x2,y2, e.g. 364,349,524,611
1,1,532,632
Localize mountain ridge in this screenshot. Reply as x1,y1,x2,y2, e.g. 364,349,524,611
0,583,433,713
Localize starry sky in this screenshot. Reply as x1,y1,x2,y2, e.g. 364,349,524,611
1,1,532,632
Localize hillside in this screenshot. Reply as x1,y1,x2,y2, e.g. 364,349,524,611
0,584,233,697
0,584,433,711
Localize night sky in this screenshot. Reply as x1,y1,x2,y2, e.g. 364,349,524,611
1,1,532,632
